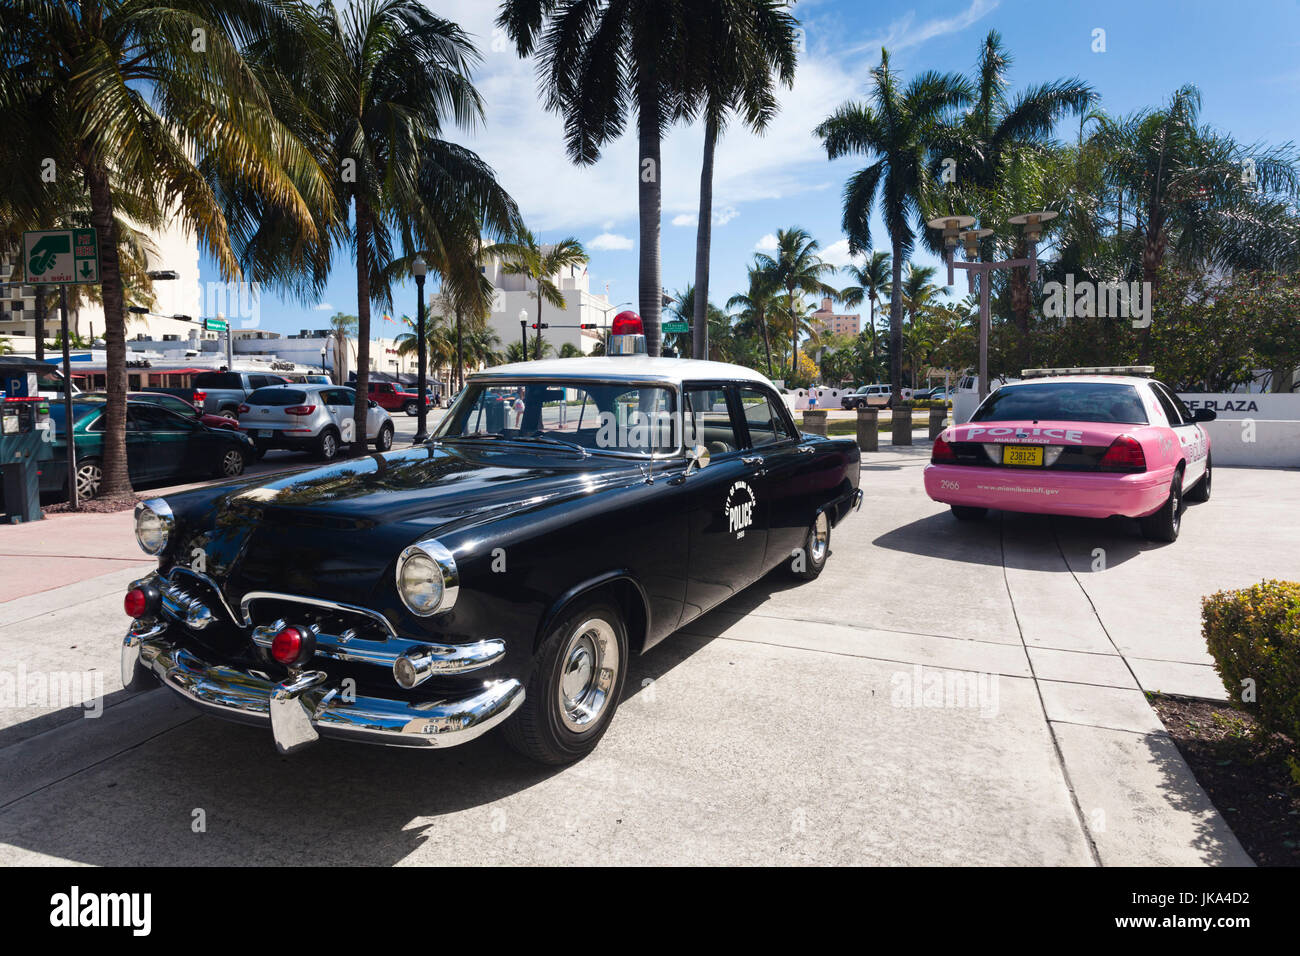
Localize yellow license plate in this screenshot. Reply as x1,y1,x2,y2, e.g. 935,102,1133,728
1003,445,1044,467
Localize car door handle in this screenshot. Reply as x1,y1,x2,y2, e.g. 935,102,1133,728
797,445,814,455
741,455,765,466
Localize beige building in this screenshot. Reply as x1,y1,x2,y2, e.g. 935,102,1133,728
809,296,860,338
480,252,616,356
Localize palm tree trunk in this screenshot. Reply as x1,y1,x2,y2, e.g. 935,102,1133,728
868,295,877,365
693,112,718,362
637,84,663,356
352,199,374,452
889,241,905,434
759,310,773,377
455,308,463,390
86,160,130,497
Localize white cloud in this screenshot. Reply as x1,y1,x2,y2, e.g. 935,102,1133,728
755,233,779,252
588,232,634,251
846,0,1000,55
672,206,739,228
671,213,696,227
819,238,860,269
313,302,334,311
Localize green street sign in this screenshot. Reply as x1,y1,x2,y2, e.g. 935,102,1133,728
22,228,99,285
662,321,689,334
204,317,229,333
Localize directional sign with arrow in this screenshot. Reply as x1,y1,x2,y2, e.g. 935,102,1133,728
22,228,99,285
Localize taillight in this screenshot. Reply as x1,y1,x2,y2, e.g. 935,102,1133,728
285,405,317,416
1099,435,1147,472
931,435,957,463
193,390,206,407
270,626,313,666
237,403,250,414
124,587,149,619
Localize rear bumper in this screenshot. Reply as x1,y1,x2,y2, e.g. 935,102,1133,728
122,623,524,753
923,464,1173,519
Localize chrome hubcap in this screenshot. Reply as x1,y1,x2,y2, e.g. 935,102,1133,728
323,435,336,456
222,451,243,475
810,512,829,562
557,617,618,733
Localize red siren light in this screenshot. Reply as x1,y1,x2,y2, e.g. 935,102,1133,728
611,311,643,337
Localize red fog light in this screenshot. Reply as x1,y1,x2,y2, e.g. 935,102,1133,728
270,626,313,666
124,587,149,619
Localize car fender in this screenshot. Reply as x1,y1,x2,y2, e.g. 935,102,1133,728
536,569,651,655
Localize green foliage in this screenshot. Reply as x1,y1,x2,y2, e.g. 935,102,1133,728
1203,580,1300,753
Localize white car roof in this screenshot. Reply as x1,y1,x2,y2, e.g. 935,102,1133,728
1001,375,1154,387
470,356,780,388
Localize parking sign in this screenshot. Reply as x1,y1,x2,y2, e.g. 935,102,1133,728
22,228,99,285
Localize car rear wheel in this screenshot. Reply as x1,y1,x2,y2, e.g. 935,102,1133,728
504,597,628,765
218,404,239,418
1139,471,1183,542
403,401,418,416
73,459,102,500
1185,454,1212,502
373,423,394,451
317,428,340,461
789,511,830,580
216,447,246,479
951,505,987,520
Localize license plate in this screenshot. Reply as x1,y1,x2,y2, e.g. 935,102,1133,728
1003,445,1043,467
256,429,273,438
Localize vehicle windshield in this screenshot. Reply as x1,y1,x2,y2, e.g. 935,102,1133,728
435,380,678,456
971,382,1149,425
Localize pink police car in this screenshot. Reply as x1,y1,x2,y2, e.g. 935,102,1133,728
924,367,1215,542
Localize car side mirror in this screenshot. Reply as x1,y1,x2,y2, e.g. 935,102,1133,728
368,399,378,409
684,443,710,476
1192,408,1216,423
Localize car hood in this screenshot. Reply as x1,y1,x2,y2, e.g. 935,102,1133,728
946,420,1140,446
167,443,641,607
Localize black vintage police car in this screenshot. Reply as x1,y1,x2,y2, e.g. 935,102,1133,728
121,320,862,764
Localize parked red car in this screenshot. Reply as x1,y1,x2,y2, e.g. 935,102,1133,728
367,380,432,416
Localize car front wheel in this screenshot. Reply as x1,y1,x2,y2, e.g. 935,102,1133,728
403,401,418,416
73,459,102,500
373,423,394,451
504,598,629,765
1185,454,1212,502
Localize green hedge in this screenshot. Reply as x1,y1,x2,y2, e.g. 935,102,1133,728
1202,580,1300,748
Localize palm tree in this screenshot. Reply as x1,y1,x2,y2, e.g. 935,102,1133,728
754,228,837,377
838,250,891,367
325,311,358,385
497,0,696,355
727,265,780,376
2,0,333,496
490,230,588,360
258,0,493,452
816,50,970,422
681,1,798,360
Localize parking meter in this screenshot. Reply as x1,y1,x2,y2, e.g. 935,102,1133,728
1,396,54,522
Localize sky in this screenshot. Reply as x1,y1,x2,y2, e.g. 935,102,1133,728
200,0,1300,336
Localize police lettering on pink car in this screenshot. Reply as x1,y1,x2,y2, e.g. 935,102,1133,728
923,367,1214,542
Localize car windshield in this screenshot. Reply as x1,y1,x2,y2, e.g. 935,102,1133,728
435,380,678,456
971,382,1149,424
247,387,307,406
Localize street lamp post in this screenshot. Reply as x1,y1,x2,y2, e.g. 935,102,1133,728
321,346,327,379
412,255,429,444
926,212,1056,402
518,308,528,358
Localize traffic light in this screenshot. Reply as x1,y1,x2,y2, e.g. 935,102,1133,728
579,323,597,329
531,322,548,330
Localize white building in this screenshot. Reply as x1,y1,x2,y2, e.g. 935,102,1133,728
480,253,616,356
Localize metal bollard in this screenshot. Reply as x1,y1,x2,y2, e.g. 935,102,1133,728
929,405,948,439
801,409,828,437
856,407,878,452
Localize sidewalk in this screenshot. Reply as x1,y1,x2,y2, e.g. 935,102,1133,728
0,510,150,603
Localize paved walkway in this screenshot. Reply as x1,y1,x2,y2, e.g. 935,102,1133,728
0,447,1290,864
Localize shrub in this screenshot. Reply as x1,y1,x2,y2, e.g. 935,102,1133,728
1202,580,1300,749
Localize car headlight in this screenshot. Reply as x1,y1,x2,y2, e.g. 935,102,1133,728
395,539,459,617
134,499,173,556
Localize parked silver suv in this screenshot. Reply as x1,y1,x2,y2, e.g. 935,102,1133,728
238,384,394,460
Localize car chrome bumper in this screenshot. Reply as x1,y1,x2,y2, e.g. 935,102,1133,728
122,623,524,754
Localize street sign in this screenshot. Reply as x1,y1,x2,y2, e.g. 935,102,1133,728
22,228,99,285
662,321,689,334
204,317,229,333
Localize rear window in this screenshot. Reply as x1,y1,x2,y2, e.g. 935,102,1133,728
194,372,242,389
246,387,307,406
972,382,1149,425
